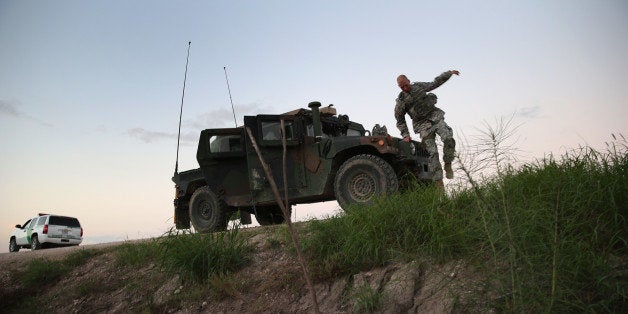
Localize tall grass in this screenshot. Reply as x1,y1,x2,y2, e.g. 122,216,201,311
19,249,103,288
301,185,475,279
157,226,253,283
114,227,253,283
301,134,626,312
115,239,161,266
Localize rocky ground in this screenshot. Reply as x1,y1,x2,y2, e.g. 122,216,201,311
0,225,488,313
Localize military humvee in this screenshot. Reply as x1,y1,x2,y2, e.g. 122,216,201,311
172,102,432,233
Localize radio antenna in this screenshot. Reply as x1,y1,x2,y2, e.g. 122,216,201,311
174,41,191,176
223,66,238,127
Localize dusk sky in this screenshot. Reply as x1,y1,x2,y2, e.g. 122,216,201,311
1,1,626,252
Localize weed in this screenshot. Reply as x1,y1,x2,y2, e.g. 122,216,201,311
351,284,383,312
115,239,160,267
19,259,67,288
207,273,243,300
74,277,110,296
267,237,282,249
157,226,253,283
64,248,102,267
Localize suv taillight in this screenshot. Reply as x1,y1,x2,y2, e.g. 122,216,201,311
43,224,48,234
80,227,83,237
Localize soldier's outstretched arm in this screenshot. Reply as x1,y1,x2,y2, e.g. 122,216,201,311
424,70,459,92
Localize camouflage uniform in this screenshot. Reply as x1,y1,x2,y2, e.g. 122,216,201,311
394,71,456,181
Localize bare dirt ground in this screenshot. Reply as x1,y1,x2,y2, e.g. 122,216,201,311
0,241,127,263
0,226,487,313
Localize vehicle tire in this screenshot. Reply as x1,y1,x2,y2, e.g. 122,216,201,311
189,186,228,233
9,238,19,252
254,206,289,226
334,154,399,210
31,235,42,251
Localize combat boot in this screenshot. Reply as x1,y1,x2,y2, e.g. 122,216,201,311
434,179,445,193
444,162,454,179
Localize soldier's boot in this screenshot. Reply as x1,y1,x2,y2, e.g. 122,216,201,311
444,162,454,179
434,179,445,193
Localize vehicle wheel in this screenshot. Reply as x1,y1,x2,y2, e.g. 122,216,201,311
334,154,399,210
31,235,42,250
9,238,19,252
254,206,289,226
189,186,228,233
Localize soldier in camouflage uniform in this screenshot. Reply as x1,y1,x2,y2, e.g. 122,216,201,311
394,70,459,189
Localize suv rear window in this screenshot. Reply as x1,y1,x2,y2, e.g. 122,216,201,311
48,216,81,227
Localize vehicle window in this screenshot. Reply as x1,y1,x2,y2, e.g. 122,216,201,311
346,128,362,136
21,219,31,229
306,123,361,137
209,135,243,153
48,216,81,227
305,124,329,138
261,121,294,141
37,217,46,226
27,219,37,228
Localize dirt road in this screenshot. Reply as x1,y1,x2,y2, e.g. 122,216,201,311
0,241,127,268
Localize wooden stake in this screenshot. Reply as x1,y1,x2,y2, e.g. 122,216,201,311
245,127,320,314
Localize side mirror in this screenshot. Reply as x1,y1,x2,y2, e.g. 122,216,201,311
15,224,21,228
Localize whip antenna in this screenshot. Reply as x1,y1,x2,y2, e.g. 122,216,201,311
174,41,191,175
223,66,238,127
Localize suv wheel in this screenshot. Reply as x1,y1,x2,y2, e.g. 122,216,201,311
189,186,228,233
31,235,42,250
9,238,19,252
334,154,399,210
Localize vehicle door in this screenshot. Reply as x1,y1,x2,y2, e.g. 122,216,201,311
245,115,307,202
14,218,34,245
196,128,250,206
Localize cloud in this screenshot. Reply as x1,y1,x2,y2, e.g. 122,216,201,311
0,99,53,127
94,124,107,133
186,102,274,129
128,102,274,144
0,101,22,117
515,106,541,119
127,128,175,143
126,128,197,144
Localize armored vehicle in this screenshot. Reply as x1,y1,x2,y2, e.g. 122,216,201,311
172,102,432,233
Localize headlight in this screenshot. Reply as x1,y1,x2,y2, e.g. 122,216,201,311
410,142,416,155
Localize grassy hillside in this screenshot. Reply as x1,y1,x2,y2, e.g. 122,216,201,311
3,136,625,312
300,135,626,312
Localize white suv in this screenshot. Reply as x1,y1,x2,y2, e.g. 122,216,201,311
9,214,83,252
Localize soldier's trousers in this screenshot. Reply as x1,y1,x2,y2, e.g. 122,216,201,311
415,118,455,181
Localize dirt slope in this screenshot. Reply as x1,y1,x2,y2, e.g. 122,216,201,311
0,225,486,313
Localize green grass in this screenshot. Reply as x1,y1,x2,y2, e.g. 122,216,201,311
351,284,383,312
115,239,161,267
114,227,253,284
19,248,104,288
301,186,477,279
64,248,103,267
19,259,67,288
301,137,627,312
156,226,253,283
2,248,105,311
